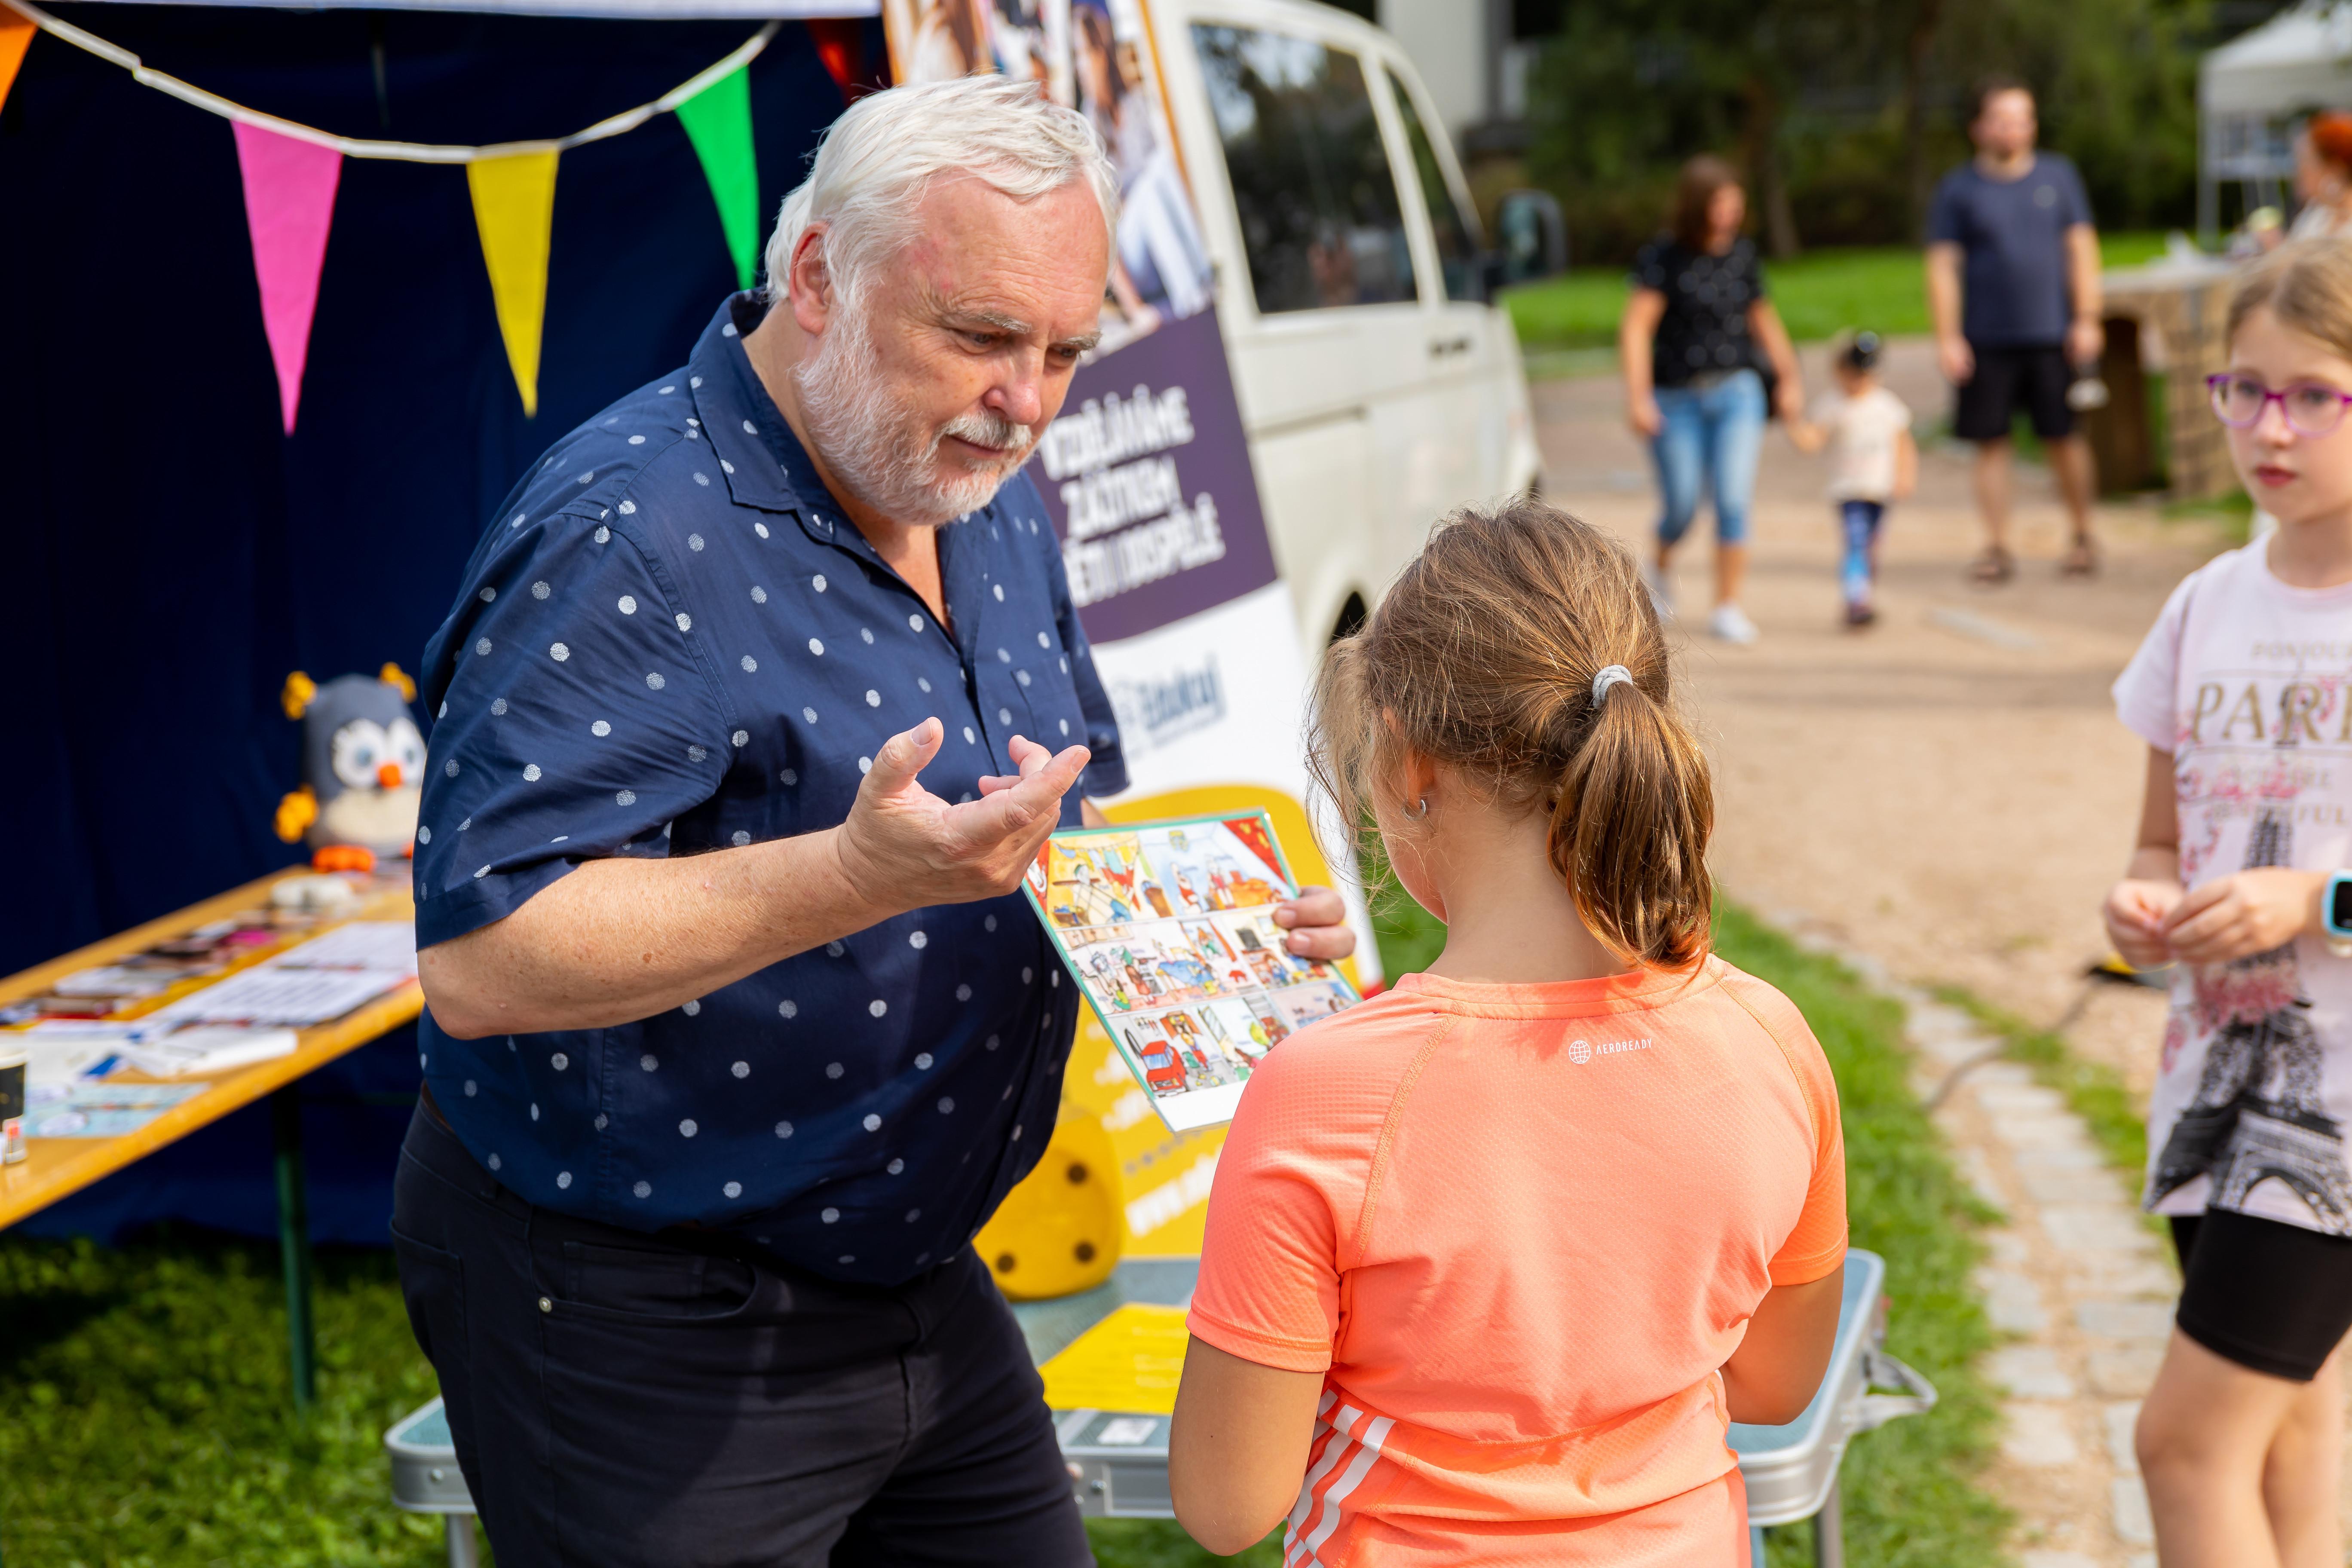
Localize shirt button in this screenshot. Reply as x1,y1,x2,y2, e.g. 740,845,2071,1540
538,1296,553,1314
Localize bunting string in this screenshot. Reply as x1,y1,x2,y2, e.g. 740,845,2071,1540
0,0,778,163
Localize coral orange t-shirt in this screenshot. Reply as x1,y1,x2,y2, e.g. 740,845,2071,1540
1187,959,1847,1567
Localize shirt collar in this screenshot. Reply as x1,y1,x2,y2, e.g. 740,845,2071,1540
690,292,818,518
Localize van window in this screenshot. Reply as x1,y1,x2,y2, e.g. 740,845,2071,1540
1387,70,1482,303
1190,24,1416,314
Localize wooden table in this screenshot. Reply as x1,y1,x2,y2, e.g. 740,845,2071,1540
0,866,424,1407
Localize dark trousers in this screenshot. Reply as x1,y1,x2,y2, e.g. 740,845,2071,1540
391,1102,1093,1568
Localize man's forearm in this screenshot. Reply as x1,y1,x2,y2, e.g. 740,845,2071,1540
420,829,898,1038
1925,246,1962,339
2068,224,2102,322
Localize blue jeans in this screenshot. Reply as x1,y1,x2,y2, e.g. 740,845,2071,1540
1840,499,1886,606
1651,369,1765,550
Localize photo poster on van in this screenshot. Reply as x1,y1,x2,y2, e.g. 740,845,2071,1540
884,0,1381,1257
1021,811,1361,1135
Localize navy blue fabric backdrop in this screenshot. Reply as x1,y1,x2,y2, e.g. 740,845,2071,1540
0,3,882,1242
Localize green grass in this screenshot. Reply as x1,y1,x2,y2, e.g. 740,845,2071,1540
0,897,2004,1568
1506,231,2177,351
0,1236,449,1567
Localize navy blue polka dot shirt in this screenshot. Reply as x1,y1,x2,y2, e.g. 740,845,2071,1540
412,293,1128,1285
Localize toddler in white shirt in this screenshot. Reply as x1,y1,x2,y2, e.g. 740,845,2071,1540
1791,331,1917,626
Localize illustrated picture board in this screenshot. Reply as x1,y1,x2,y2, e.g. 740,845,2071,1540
1021,810,1359,1132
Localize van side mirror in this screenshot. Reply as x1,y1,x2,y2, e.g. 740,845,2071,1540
1491,190,1568,292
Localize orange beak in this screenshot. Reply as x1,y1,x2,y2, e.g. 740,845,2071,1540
377,762,404,789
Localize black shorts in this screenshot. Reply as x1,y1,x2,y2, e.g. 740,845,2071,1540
391,1101,1092,1568
1953,342,2076,443
2171,1210,2352,1382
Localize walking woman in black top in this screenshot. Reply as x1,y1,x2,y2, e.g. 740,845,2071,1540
1618,156,1806,644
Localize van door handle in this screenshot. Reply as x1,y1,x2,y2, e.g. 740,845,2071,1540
1427,336,1471,358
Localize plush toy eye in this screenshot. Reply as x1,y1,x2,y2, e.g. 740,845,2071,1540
388,718,426,777
331,720,392,789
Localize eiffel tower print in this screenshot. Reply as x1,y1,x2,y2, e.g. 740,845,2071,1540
2150,800,2352,1233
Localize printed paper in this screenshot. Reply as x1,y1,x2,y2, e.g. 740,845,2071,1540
1023,812,1358,1132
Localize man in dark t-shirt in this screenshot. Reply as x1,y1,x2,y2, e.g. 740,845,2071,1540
1926,75,2104,582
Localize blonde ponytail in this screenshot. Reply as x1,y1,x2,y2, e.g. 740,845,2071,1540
1308,497,1715,969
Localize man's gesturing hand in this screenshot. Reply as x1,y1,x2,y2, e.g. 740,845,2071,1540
834,719,1090,912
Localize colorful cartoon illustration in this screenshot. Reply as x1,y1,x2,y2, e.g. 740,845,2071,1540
1024,812,1360,1132
1041,836,1144,928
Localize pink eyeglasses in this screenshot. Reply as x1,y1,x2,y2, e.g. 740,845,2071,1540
2208,373,2352,436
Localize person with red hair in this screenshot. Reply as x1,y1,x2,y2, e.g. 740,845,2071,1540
2292,112,2352,241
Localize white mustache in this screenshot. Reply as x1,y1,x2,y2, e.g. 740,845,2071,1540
937,411,1032,462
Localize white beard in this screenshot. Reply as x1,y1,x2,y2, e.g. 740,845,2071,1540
792,309,1036,527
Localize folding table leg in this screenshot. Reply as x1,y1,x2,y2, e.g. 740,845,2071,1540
1750,1523,1766,1564
445,1516,481,1568
272,1086,317,1411
1813,1473,1844,1568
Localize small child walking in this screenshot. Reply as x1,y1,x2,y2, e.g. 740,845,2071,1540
1790,331,1917,625
2105,239,2352,1567
1167,500,1847,1566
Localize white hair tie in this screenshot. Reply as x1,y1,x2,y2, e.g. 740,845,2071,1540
1591,665,1635,705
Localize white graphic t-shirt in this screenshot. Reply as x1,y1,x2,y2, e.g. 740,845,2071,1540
2113,542,2352,1235
1808,386,1912,502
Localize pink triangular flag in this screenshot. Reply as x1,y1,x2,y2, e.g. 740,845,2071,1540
232,122,342,434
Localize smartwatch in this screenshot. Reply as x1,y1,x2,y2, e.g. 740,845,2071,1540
2326,871,2352,958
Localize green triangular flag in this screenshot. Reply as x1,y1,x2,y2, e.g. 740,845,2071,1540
676,67,760,292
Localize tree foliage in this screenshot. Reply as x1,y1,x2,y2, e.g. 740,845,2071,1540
1525,0,2216,263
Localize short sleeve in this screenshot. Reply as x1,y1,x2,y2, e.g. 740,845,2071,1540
413,518,731,947
1719,968,1847,1287
1630,238,1670,294
1925,174,1964,246
1741,243,1768,298
1769,1032,1848,1287
2060,159,2094,227
1186,1054,1354,1373
2112,567,2200,753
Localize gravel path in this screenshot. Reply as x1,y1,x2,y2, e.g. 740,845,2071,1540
1530,341,2255,1563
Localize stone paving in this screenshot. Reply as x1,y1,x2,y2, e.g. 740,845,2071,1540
1785,933,2171,1568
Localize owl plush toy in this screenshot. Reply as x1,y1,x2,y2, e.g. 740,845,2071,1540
275,665,426,858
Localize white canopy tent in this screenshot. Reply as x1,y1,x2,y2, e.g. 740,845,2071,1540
2200,0,2352,242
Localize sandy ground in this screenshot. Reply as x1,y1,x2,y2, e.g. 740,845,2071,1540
1531,339,2210,1097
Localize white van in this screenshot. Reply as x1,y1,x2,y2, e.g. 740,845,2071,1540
1145,0,1551,653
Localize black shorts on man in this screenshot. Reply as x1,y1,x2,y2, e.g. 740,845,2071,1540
1952,343,2075,444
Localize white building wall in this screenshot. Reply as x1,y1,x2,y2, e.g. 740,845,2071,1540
1376,0,1488,135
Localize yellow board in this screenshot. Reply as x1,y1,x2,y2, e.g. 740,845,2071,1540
1038,1302,1191,1415
973,1109,1122,1300
466,150,560,417
1060,784,1357,1259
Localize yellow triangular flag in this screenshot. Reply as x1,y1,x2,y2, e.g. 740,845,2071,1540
466,150,559,417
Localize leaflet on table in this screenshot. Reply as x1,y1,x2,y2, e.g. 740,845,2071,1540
1020,812,1359,1133
269,920,417,973
143,965,415,1028
26,1082,209,1139
7,1019,301,1097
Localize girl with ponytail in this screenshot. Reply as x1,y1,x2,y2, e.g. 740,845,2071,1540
1169,499,1849,1566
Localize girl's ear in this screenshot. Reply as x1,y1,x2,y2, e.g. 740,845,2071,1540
1396,747,1443,814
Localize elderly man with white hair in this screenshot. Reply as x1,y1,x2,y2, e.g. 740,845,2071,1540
395,76,1352,1566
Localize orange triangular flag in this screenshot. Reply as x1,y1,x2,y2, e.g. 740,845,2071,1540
0,4,36,116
